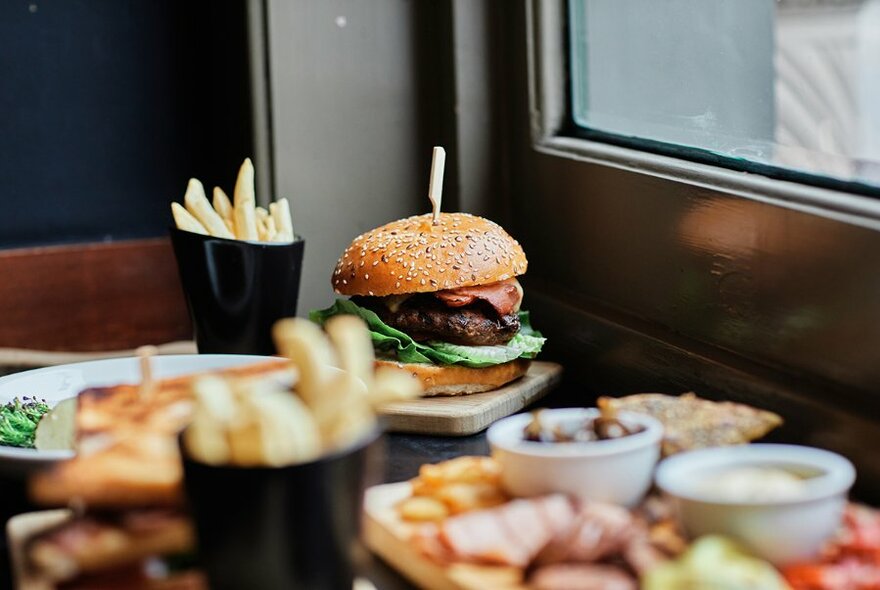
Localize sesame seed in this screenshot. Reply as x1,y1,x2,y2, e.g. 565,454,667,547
364,274,370,280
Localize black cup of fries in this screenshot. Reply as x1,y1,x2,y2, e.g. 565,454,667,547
169,158,304,355
170,228,304,355
180,317,421,590
182,429,381,590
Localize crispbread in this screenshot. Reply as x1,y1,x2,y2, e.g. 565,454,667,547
598,393,783,456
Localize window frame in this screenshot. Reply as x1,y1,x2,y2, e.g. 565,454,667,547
527,0,880,226
506,0,880,499
504,0,880,395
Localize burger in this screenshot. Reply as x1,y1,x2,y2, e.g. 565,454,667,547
310,212,545,395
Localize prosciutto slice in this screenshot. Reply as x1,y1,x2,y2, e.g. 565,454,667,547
416,494,576,568
435,278,523,316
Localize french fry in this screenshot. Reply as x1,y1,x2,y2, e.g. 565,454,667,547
233,158,259,240
323,405,376,450
236,382,321,465
192,376,238,425
185,178,234,238
255,207,271,241
371,366,422,406
256,220,268,242
398,496,449,522
309,372,371,445
171,203,208,235
272,318,337,407
185,314,423,468
184,414,230,465
325,315,375,386
271,198,294,242
435,481,508,514
212,186,233,222
264,216,277,242
184,376,238,464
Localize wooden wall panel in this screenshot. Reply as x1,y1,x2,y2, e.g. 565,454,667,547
0,239,191,352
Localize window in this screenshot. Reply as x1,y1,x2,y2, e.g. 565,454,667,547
501,0,880,405
568,0,880,192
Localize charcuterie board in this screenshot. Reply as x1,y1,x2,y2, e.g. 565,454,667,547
377,361,562,436
363,481,527,590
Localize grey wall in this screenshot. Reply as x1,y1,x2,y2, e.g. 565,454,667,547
267,0,429,313
264,0,504,313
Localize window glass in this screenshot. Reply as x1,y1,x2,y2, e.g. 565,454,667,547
569,0,880,189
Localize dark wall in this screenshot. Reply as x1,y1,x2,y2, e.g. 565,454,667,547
0,0,253,248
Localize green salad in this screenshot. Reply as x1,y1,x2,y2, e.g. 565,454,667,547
0,397,50,448
310,299,545,368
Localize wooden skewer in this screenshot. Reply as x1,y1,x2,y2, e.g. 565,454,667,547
427,146,446,225
136,345,158,399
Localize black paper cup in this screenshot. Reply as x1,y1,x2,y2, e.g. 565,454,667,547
181,430,383,590
169,227,305,355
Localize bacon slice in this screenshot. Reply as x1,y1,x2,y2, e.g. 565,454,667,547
435,278,523,316
435,494,575,568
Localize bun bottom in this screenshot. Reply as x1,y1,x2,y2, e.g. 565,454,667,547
376,358,530,397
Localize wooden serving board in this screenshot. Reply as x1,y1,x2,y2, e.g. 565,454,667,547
377,361,562,436
363,481,528,590
6,510,377,590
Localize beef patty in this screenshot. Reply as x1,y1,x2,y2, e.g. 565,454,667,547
355,295,520,346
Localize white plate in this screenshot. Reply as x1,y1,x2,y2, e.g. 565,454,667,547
0,354,277,475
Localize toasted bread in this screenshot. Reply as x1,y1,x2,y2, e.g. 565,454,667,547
29,359,292,508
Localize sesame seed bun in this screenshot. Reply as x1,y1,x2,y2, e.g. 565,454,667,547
332,213,527,296
375,358,530,396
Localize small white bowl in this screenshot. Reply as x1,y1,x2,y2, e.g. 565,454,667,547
487,408,663,507
655,444,855,565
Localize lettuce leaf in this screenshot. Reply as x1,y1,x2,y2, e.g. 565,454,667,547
309,299,545,368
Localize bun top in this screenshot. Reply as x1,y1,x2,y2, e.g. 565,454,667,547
332,213,527,296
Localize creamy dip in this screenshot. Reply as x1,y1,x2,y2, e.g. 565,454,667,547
696,466,807,502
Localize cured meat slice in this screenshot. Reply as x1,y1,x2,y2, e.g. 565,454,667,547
435,278,523,316
437,495,575,567
535,502,633,566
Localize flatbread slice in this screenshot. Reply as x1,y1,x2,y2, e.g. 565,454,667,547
598,393,782,456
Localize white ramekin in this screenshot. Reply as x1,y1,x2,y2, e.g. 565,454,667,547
487,408,663,507
655,443,856,565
